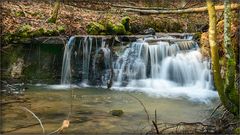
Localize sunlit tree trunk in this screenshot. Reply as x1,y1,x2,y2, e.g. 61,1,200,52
47,0,61,23
207,0,239,116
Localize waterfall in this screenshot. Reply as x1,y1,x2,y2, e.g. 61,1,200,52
61,36,75,84
112,37,216,102
61,35,217,102
61,36,111,86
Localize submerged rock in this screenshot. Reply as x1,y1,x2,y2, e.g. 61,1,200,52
110,110,124,117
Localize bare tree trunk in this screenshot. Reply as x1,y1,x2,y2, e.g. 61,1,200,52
47,0,61,23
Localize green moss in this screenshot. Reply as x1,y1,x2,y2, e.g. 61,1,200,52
87,22,106,35
57,25,66,33
45,29,58,36
15,11,25,17
105,22,115,35
31,28,45,37
18,24,32,33
121,16,131,31
113,23,126,35
3,33,15,43
234,127,240,134
47,17,57,24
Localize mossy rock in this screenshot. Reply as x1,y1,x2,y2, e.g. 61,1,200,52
110,110,124,117
87,22,106,35
105,22,115,35
121,16,131,31
57,25,66,33
31,28,45,37
113,23,126,35
234,127,240,134
45,29,58,36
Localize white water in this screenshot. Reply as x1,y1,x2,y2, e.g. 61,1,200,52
61,36,111,85
61,36,218,103
112,38,217,103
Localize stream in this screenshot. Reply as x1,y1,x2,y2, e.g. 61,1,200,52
2,85,219,134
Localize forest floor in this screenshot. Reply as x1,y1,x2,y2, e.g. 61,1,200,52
2,0,210,39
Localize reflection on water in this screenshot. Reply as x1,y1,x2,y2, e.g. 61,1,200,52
1,85,219,134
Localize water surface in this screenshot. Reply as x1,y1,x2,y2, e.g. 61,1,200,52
2,85,219,134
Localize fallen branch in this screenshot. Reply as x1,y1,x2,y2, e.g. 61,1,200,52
123,3,240,14
112,4,174,10
20,107,45,134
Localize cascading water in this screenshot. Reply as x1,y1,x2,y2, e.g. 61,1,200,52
61,36,111,86
61,35,217,102
112,37,217,102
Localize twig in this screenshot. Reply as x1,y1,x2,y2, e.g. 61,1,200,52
20,107,45,134
127,94,150,122
154,109,157,124
152,120,159,134
209,103,222,118
202,103,222,122
47,127,61,135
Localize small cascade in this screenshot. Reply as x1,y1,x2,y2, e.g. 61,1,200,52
61,35,217,102
61,36,75,84
61,36,111,86
112,37,216,102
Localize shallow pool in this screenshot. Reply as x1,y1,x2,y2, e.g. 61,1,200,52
1,85,219,134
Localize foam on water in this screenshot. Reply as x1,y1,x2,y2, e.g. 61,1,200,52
35,84,79,89
112,79,218,103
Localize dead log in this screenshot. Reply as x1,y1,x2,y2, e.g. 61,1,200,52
122,4,240,14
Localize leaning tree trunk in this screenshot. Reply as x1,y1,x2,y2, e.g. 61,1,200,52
207,0,239,116
47,0,61,23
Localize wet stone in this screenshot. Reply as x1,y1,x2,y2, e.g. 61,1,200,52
110,110,124,117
